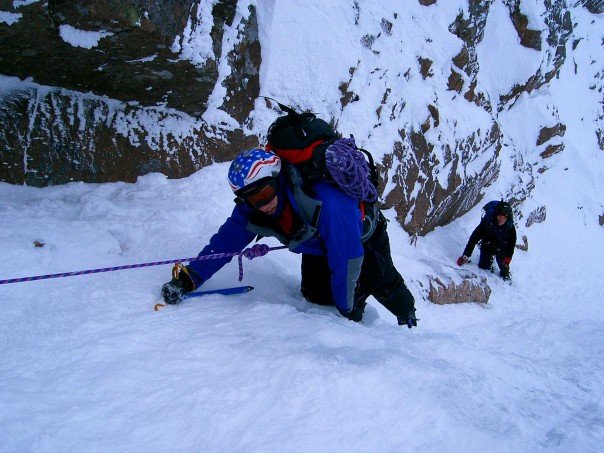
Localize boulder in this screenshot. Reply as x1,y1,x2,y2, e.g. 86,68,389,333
428,276,492,305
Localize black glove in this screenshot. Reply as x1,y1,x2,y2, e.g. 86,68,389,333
500,268,512,281
161,263,195,304
341,305,364,322
398,309,418,329
340,297,367,323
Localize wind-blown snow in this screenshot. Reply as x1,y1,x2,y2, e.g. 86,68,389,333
171,0,216,65
476,1,542,97
253,0,472,157
13,0,40,7
0,10,22,25
202,0,256,128
59,24,113,50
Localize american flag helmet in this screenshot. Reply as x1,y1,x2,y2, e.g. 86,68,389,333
228,148,282,193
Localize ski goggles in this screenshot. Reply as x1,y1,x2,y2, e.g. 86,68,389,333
239,179,278,210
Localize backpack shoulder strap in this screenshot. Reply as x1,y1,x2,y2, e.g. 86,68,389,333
282,163,322,228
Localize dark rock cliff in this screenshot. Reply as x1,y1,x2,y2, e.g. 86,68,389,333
1,0,259,185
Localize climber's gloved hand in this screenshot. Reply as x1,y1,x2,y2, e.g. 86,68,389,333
161,263,195,304
456,255,469,266
398,309,419,329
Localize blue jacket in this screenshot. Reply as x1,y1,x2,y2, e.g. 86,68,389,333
187,170,364,314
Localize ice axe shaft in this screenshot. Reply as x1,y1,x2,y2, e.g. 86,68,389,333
154,285,254,311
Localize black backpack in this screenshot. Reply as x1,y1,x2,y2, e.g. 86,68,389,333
264,100,379,199
483,200,514,224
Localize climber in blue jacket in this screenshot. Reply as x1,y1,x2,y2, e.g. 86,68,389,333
161,148,417,327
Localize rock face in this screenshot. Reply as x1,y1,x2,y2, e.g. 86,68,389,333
525,206,547,227
0,85,256,185
428,276,492,305
2,0,251,117
537,123,566,146
578,0,604,14
0,1,600,237
1,0,259,184
380,124,501,236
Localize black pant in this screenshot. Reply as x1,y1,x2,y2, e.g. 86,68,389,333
478,243,510,278
300,214,415,318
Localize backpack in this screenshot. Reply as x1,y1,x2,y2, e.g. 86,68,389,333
264,100,379,203
483,200,514,224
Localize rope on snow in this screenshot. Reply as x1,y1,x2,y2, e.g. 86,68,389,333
0,244,287,286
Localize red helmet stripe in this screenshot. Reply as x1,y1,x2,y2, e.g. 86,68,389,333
247,155,280,180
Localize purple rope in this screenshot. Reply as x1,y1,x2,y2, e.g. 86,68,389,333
325,137,378,203
238,243,270,281
0,244,287,286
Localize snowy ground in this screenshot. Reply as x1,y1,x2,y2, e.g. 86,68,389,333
0,162,602,452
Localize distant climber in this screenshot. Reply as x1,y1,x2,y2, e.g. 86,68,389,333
457,200,517,281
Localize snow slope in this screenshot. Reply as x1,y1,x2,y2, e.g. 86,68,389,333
0,160,602,451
